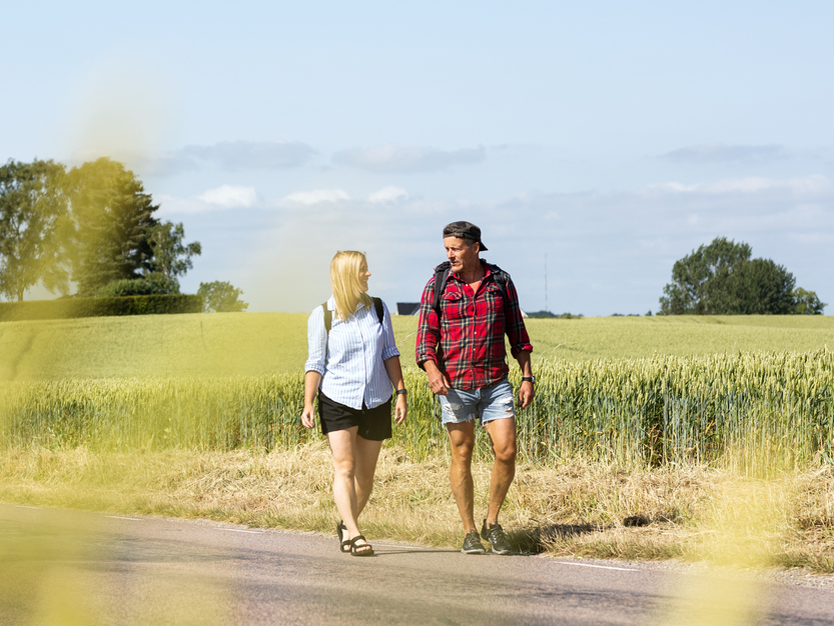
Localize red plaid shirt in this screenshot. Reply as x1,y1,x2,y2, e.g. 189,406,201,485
416,261,533,390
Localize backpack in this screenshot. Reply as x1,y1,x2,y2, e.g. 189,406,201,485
431,261,510,316
323,297,384,333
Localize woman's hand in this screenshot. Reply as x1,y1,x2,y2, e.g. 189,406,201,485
301,403,316,429
301,371,323,429
394,394,407,425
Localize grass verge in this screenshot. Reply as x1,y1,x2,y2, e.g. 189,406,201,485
2,444,834,574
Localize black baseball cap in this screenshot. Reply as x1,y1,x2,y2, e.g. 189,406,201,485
442,221,488,251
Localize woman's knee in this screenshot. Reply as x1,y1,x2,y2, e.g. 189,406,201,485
332,458,356,480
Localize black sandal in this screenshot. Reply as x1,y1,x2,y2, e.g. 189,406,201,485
349,535,374,557
337,521,351,553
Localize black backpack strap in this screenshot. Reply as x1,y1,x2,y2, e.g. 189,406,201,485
489,264,510,304
431,261,452,315
372,297,384,325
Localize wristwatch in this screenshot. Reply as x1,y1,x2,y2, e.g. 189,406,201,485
521,376,536,385
396,389,408,395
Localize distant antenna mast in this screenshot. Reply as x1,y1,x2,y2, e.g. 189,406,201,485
544,253,548,313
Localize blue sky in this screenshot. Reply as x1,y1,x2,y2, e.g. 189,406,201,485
3,1,832,315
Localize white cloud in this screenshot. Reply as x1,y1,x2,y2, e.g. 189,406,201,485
660,143,787,163
156,195,211,215
646,175,833,196
368,186,408,203
283,189,350,205
180,141,317,171
197,184,259,207
166,173,834,319
333,144,485,173
120,141,318,176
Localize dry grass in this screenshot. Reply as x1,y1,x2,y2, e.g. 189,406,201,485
4,445,834,574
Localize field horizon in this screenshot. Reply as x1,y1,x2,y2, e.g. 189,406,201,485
1,311,832,381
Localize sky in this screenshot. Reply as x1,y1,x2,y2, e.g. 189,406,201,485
2,1,832,315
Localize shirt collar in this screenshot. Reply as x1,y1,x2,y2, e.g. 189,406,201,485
449,259,491,282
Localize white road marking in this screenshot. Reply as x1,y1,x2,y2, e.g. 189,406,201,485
219,528,264,534
104,515,143,521
372,543,433,550
556,561,639,572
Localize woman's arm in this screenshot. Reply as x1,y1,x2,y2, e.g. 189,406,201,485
301,370,323,428
384,355,407,425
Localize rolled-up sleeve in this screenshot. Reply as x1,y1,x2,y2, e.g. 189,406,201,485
505,279,533,357
381,300,400,361
304,305,328,375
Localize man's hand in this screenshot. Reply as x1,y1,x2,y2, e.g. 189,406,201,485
423,360,451,396
518,381,535,409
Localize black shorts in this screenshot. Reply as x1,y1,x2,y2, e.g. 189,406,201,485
318,391,393,441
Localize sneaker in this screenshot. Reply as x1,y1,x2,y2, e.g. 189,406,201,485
461,531,486,554
481,520,512,555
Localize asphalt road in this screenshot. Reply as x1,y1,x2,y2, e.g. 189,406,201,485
2,504,834,626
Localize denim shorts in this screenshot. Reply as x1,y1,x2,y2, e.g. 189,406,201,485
437,378,516,425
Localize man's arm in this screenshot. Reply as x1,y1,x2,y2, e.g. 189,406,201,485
515,350,534,409
503,277,535,408
416,276,451,396
503,278,534,358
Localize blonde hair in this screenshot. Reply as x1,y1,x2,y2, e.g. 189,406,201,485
330,251,371,320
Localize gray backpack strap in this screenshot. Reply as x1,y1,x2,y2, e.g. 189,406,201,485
322,302,331,333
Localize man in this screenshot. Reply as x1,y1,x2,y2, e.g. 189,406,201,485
416,221,534,555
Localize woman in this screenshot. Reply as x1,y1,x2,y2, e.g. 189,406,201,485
301,251,407,556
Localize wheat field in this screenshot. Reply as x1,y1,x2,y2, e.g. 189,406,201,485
2,312,834,572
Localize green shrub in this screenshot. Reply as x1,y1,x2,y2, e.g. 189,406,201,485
96,277,166,297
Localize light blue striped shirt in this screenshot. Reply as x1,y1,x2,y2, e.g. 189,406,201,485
305,296,400,410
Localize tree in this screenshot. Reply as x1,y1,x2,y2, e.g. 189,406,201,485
724,258,795,314
659,237,822,315
198,281,249,312
794,288,827,315
659,237,751,315
146,221,202,294
0,159,71,301
67,158,159,296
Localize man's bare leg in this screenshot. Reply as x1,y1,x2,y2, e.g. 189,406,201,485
446,421,477,533
484,417,517,526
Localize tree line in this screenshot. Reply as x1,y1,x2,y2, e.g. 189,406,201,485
0,157,246,312
659,237,825,315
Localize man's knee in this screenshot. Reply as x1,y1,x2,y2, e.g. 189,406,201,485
449,439,475,464
486,419,517,463
494,440,517,464
447,427,475,462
